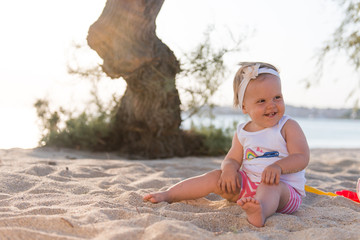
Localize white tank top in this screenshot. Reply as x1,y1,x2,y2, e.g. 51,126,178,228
237,115,306,196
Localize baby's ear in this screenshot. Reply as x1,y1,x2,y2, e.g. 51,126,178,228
242,105,247,114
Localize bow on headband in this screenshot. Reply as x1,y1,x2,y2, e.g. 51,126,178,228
238,64,280,110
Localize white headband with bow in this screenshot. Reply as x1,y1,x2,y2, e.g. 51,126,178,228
238,64,280,110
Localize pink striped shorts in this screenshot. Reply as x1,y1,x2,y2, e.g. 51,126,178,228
238,170,302,214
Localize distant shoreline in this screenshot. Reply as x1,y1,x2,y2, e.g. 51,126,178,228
190,105,360,119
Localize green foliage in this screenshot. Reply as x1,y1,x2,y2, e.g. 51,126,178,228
34,98,115,151
34,46,119,151
322,0,360,69
190,121,236,156
178,26,241,118
35,93,235,155
317,0,360,108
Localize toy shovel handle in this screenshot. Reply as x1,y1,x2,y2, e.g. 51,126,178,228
305,185,338,197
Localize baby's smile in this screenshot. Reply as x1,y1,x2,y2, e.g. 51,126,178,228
264,112,277,117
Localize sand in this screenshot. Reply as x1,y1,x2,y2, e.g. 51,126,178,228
0,147,359,240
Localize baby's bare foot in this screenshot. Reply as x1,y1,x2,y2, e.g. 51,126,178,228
237,197,265,227
143,191,170,203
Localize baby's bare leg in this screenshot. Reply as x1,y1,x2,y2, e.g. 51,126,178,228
144,170,238,203
237,182,289,227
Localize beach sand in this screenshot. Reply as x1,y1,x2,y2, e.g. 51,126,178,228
0,147,359,239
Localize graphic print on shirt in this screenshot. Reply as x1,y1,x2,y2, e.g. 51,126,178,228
245,148,279,160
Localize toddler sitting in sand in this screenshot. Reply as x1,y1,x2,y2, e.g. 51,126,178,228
144,62,310,227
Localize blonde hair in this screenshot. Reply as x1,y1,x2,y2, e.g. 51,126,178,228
233,62,279,108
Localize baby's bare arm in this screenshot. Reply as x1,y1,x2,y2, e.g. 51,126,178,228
218,133,243,193
275,119,310,173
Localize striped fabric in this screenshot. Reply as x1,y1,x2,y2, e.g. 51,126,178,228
276,183,302,214
237,170,302,214
238,170,260,199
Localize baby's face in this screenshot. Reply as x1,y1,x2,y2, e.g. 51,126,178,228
242,74,285,131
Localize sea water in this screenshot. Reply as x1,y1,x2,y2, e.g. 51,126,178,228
1,108,359,149
181,114,360,149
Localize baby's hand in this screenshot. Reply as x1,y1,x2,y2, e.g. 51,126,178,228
217,170,240,194
261,163,282,185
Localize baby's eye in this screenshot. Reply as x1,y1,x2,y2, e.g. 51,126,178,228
275,96,282,100
257,99,265,103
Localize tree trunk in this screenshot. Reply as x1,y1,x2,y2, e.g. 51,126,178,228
87,0,198,158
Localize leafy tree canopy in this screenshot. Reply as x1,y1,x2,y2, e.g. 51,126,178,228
317,0,360,107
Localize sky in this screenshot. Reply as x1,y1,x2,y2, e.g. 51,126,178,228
0,0,358,149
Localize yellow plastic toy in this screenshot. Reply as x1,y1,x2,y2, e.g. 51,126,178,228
305,185,338,197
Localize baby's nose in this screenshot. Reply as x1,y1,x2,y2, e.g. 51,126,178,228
266,101,277,109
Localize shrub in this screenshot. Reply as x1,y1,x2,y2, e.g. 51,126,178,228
189,122,235,156
34,99,114,151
